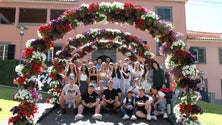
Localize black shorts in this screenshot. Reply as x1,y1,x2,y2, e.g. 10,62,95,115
137,107,147,114
83,106,96,112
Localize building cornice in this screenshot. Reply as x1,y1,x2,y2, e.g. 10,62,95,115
1,0,78,4
187,39,222,43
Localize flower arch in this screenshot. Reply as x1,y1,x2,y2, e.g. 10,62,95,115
10,2,203,125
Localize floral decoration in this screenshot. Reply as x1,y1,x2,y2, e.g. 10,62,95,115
10,2,202,125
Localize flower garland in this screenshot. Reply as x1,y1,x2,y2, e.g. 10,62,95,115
10,2,203,125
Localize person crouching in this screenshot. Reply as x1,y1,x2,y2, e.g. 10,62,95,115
121,89,137,120
74,83,102,120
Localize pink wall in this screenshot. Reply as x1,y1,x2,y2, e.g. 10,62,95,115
187,40,222,99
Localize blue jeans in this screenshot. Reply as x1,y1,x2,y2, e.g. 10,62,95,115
121,106,136,116
158,99,167,112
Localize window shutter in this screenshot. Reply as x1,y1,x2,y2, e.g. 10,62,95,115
7,44,15,60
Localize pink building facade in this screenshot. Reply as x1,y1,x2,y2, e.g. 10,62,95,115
187,31,222,104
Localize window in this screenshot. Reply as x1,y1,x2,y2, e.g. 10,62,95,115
219,48,222,64
155,6,173,22
0,7,16,24
189,47,206,64
19,8,47,24
50,9,65,20
0,44,15,60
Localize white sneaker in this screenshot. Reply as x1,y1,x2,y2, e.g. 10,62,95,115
151,116,157,120
92,113,102,120
75,114,84,120
68,103,72,108
147,115,151,120
130,115,137,120
163,113,168,118
122,114,130,120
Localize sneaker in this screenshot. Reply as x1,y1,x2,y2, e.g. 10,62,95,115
130,115,137,120
92,113,102,120
151,116,157,120
122,114,130,120
59,109,66,114
163,113,168,118
147,115,151,120
68,103,72,108
75,114,84,120
73,102,76,109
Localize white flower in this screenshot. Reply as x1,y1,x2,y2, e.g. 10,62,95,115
171,39,186,49
125,52,132,57
37,30,43,38
144,51,155,58
26,39,35,48
165,55,177,69
80,3,89,8
31,51,46,62
76,34,85,39
182,65,197,77
15,64,25,73
99,2,111,8
111,2,124,10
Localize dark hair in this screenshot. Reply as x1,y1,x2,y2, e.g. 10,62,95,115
67,64,77,77
81,64,89,77
112,65,121,79
150,86,157,93
151,61,160,70
142,64,150,79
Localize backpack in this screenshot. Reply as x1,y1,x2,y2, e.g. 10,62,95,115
159,88,173,100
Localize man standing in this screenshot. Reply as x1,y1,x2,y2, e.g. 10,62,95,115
59,76,81,114
75,83,102,120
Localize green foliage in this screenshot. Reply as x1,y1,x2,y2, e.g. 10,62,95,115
0,60,52,87
0,60,19,86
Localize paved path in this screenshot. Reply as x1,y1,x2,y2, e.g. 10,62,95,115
36,107,172,125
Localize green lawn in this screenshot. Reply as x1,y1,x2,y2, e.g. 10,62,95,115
197,101,222,125
0,87,48,121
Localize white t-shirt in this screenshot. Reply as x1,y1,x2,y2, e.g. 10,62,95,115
158,91,166,97
63,84,79,100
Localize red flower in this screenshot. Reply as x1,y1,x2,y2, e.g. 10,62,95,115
49,73,57,80
88,2,99,12
124,2,135,11
23,48,34,58
32,62,44,74
13,76,26,84
187,104,193,111
46,98,50,103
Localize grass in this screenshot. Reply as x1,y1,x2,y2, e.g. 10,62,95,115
197,101,222,125
0,87,49,121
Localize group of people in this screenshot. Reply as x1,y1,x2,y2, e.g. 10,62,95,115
58,57,170,121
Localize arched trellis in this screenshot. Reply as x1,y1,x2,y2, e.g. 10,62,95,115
10,2,203,125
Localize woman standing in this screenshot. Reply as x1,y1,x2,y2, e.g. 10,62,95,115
78,64,89,95
151,61,165,90
122,63,131,95
132,61,143,84
65,63,78,83
98,62,109,87
111,63,122,90
89,66,98,88
141,64,153,93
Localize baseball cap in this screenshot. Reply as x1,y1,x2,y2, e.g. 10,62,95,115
89,83,95,87
69,76,75,81
139,86,145,91
127,89,133,93
99,80,104,83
